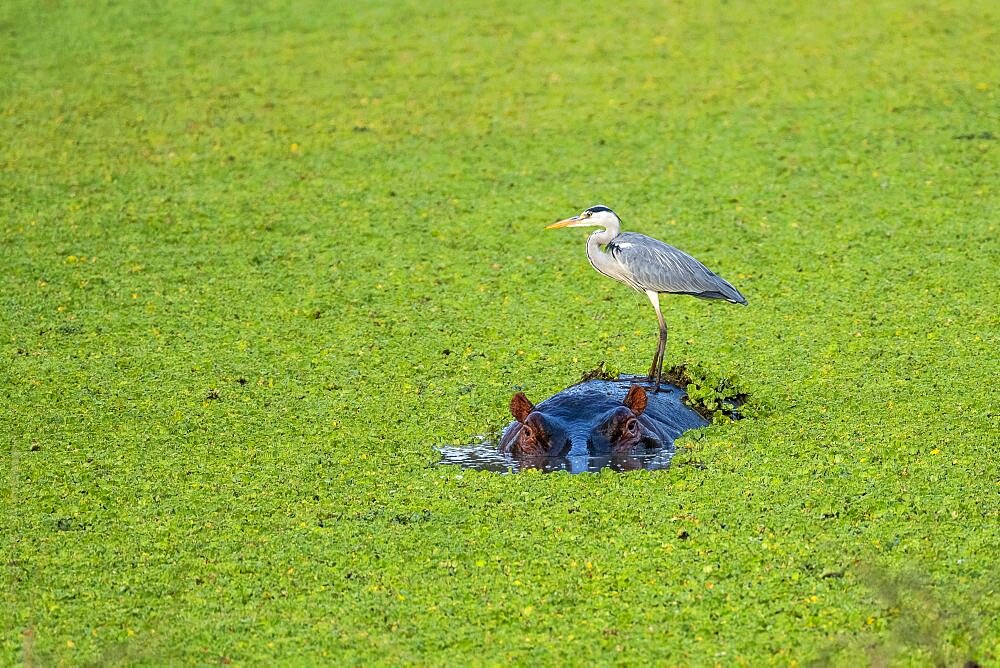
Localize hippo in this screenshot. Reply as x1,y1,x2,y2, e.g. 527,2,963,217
494,377,709,473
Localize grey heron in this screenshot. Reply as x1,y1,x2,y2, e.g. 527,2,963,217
547,205,747,391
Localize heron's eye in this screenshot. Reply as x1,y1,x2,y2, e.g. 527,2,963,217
584,211,593,218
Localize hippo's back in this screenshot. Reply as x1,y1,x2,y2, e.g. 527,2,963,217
503,378,707,451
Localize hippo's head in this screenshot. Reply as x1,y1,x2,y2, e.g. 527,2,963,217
497,384,654,458
498,391,572,457
587,384,651,454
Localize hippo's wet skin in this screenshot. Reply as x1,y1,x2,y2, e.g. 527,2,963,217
495,377,708,472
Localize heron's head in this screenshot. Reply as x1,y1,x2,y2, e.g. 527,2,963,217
546,204,621,230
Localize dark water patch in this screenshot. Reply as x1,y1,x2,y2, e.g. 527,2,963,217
666,365,748,421
953,131,994,141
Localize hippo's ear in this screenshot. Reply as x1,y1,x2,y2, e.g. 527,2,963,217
510,392,534,423
623,384,648,416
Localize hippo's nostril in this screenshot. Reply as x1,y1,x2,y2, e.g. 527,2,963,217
639,435,661,450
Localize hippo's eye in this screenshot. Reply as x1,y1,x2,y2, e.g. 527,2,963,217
521,425,533,440
625,419,639,436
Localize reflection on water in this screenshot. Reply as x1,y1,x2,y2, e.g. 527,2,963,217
436,440,676,474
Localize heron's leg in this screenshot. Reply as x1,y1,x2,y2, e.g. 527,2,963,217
645,291,668,392
655,320,668,392
647,340,660,380
645,291,660,379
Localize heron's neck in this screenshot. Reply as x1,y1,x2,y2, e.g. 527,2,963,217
587,224,619,253
586,224,620,276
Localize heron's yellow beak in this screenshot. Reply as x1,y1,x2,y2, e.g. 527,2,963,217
546,215,583,229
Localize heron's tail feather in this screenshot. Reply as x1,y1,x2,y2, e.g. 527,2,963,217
687,290,747,304
716,276,747,305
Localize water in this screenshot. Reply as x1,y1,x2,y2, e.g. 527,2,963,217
436,439,677,474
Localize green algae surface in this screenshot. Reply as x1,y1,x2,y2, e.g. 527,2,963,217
3,0,999,664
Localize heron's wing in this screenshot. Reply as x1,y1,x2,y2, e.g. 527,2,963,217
607,232,747,304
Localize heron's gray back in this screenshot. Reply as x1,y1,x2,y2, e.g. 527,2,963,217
606,232,747,303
